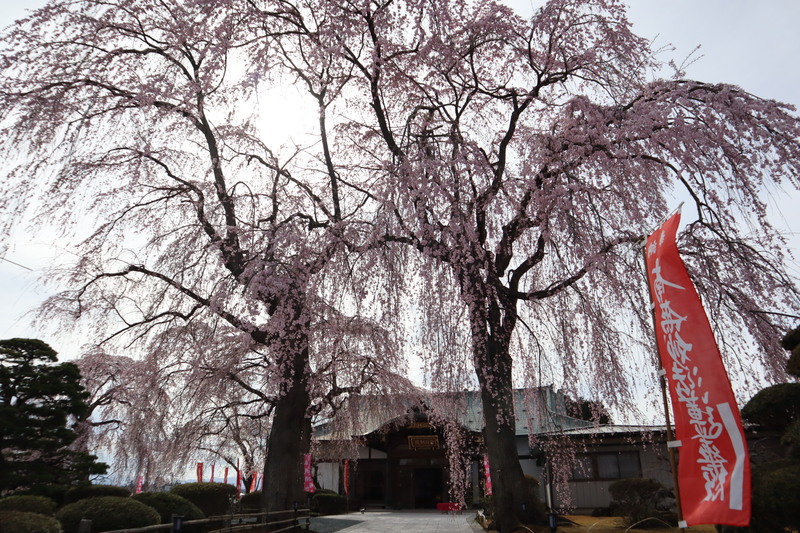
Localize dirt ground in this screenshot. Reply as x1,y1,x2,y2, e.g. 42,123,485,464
546,515,717,533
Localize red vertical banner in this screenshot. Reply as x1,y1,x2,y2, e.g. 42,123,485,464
249,472,258,493
196,462,204,484
209,464,215,483
224,467,229,485
483,455,492,496
645,212,750,527
343,460,350,495
135,476,144,494
304,453,315,493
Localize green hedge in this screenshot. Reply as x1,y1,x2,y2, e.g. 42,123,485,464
0,495,57,516
721,460,800,533
17,485,72,507
239,490,261,511
782,418,800,456
310,492,347,515
789,344,800,378
750,461,800,533
132,492,205,523
62,484,131,504
56,496,160,533
741,383,800,431
781,326,800,351
170,482,237,517
609,478,673,528
0,510,62,533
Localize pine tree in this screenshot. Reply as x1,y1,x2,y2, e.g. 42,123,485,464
0,338,107,494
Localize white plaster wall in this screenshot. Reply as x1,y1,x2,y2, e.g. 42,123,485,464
317,462,340,492
555,442,674,513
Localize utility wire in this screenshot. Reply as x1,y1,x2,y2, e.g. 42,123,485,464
0,255,33,271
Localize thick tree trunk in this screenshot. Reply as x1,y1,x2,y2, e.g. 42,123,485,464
262,345,311,512
261,300,313,513
477,337,544,533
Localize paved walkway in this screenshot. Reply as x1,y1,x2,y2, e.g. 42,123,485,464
309,510,485,533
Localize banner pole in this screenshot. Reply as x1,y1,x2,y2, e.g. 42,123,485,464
642,242,686,533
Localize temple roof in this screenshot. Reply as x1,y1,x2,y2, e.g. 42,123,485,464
313,386,593,441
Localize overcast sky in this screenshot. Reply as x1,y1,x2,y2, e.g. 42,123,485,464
2,1,800,358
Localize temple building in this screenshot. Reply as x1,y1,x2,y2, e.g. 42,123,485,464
311,387,673,513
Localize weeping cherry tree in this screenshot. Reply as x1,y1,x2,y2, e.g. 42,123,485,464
3,0,800,530
306,0,800,530
0,0,408,512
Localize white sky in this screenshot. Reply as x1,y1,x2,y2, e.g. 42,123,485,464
2,1,800,360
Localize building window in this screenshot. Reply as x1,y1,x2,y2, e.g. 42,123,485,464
570,454,595,480
570,451,641,481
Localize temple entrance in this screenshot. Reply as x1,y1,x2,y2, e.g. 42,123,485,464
413,467,444,508
343,410,482,509
357,462,386,505
393,460,447,508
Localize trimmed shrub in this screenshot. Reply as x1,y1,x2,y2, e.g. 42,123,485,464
741,383,800,431
310,492,347,515
62,485,131,504
132,492,205,523
0,495,57,516
781,326,800,351
239,491,261,511
18,485,71,507
781,418,800,457
0,510,61,533
56,496,160,533
170,483,237,517
722,460,800,533
789,344,800,378
609,477,673,528
750,460,800,533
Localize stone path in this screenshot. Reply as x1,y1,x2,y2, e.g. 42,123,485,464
309,510,485,533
